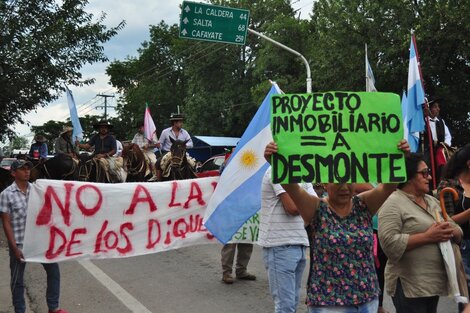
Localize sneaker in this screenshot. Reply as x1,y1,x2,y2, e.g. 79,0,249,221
236,272,256,280
222,273,234,284
49,310,69,313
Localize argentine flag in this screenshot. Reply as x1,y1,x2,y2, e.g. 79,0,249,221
204,84,281,243
406,35,425,152
66,86,84,142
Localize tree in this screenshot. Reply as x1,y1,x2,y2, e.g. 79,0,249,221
8,136,29,150
0,0,125,142
107,1,309,138
308,0,470,145
31,120,66,153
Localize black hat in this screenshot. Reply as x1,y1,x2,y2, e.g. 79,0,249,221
34,135,47,143
11,160,33,171
428,97,443,106
169,113,185,121
93,120,113,129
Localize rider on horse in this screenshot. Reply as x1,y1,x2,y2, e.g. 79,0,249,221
131,122,159,180
155,113,193,181
54,125,79,159
28,134,48,163
75,120,125,182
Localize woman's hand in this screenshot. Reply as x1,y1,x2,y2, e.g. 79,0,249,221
397,139,411,157
424,222,455,243
264,142,278,163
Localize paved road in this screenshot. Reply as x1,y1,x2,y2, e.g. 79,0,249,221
0,224,458,313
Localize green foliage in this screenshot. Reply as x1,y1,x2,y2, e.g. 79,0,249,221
0,0,124,141
9,136,29,150
31,120,66,153
308,0,470,145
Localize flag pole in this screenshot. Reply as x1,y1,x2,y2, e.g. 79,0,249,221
412,31,436,189
365,43,369,91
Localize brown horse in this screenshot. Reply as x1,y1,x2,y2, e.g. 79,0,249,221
160,138,197,181
122,143,149,182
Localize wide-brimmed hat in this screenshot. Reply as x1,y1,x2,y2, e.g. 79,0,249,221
169,113,185,121
61,126,73,134
428,97,443,107
93,120,113,129
11,159,33,171
34,135,47,143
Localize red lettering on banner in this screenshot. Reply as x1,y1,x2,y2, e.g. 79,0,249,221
76,184,103,216
169,181,182,207
66,228,87,257
46,226,67,259
211,181,218,190
164,220,172,244
117,222,133,254
173,214,207,239
36,183,74,226
183,182,205,209
94,220,109,253
125,185,157,215
94,220,134,255
147,219,161,249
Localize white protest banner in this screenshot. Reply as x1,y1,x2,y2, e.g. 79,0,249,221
23,177,220,263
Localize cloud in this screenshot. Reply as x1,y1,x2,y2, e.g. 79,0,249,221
9,0,312,144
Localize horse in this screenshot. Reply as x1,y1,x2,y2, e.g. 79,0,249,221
0,167,13,192
29,154,79,181
159,138,197,181
121,143,149,182
77,153,126,183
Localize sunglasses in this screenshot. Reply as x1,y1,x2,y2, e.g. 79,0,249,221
416,168,432,178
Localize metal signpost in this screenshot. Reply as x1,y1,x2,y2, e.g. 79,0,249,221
179,1,249,45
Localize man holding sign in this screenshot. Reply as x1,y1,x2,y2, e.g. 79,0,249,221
265,91,410,312
0,160,68,313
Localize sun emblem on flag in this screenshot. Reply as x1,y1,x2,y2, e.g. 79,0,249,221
239,149,258,169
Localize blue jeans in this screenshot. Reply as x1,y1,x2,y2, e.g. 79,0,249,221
308,298,379,313
262,245,307,313
461,239,470,291
9,245,61,313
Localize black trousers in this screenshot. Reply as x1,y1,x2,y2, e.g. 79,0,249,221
392,279,439,313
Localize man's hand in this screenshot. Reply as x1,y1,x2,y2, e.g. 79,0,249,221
13,246,25,262
264,142,278,163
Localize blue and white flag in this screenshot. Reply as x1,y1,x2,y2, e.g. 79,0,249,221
406,35,425,152
66,86,83,141
401,90,420,149
365,44,377,92
204,84,281,243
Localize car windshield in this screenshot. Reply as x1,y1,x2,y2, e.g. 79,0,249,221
0,159,15,166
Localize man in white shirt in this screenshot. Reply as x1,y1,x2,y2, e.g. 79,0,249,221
158,113,193,154
156,113,193,180
259,167,316,313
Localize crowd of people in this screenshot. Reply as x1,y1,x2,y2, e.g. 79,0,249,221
3,97,470,313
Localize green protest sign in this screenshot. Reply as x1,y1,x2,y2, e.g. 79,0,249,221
271,92,407,184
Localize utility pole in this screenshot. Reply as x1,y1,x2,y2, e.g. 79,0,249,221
96,94,115,120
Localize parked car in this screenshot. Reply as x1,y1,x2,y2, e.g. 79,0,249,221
196,154,226,178
0,158,17,171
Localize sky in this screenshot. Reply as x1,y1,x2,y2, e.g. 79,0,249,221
10,0,313,145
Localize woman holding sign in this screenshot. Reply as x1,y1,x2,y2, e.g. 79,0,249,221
264,139,410,313
379,153,462,312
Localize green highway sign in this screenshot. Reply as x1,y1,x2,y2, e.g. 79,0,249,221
179,1,250,45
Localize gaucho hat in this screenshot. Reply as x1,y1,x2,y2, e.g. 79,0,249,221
169,113,185,121
93,120,113,129
34,134,47,143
